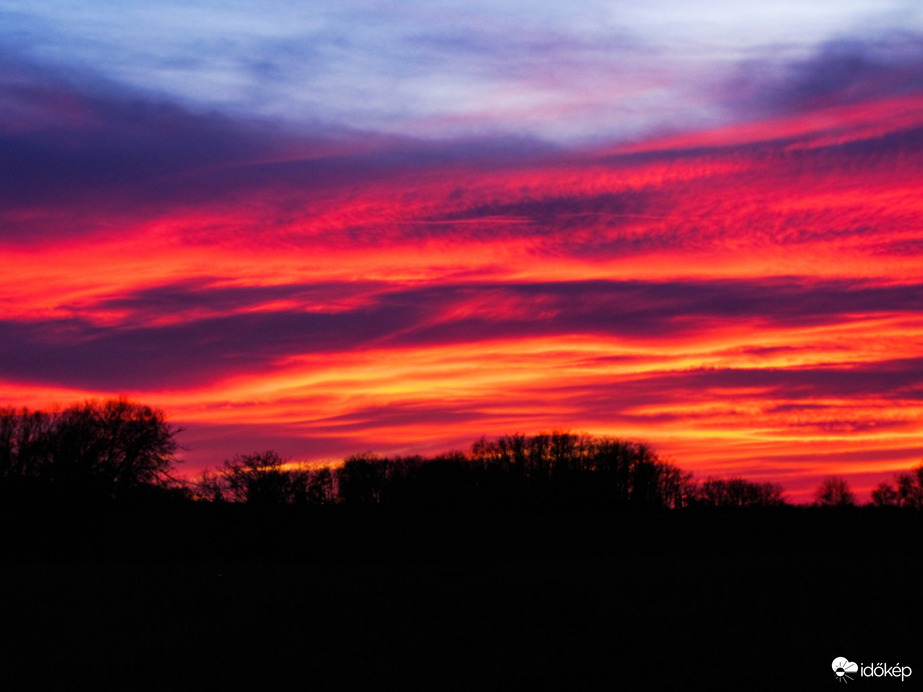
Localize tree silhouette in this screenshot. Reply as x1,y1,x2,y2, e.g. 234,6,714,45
870,464,923,508
468,433,695,509
895,465,923,508
0,407,55,495
336,453,389,505
304,466,337,505
871,482,899,507
202,450,312,505
53,398,180,500
813,476,856,507
695,478,785,508
0,398,180,503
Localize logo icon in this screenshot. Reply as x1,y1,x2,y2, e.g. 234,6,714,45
833,657,859,683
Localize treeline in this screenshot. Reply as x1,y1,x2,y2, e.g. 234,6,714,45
3,398,922,511
199,435,698,509
196,435,787,510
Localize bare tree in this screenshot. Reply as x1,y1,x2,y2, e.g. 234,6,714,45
1,398,181,502
337,453,389,505
871,482,899,507
211,450,308,505
305,467,337,505
871,464,923,508
0,407,55,488
895,465,923,509
814,476,856,507
695,478,785,508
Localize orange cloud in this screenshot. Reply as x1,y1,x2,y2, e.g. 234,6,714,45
3,88,923,504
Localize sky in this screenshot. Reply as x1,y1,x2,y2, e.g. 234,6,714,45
2,1,923,502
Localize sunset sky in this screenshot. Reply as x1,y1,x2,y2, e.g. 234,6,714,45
2,1,923,501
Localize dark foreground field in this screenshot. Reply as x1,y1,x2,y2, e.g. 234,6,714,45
2,506,920,690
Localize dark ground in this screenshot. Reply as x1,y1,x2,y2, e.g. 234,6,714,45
1,505,920,690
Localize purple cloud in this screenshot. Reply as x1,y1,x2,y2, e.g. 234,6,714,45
2,277,921,391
